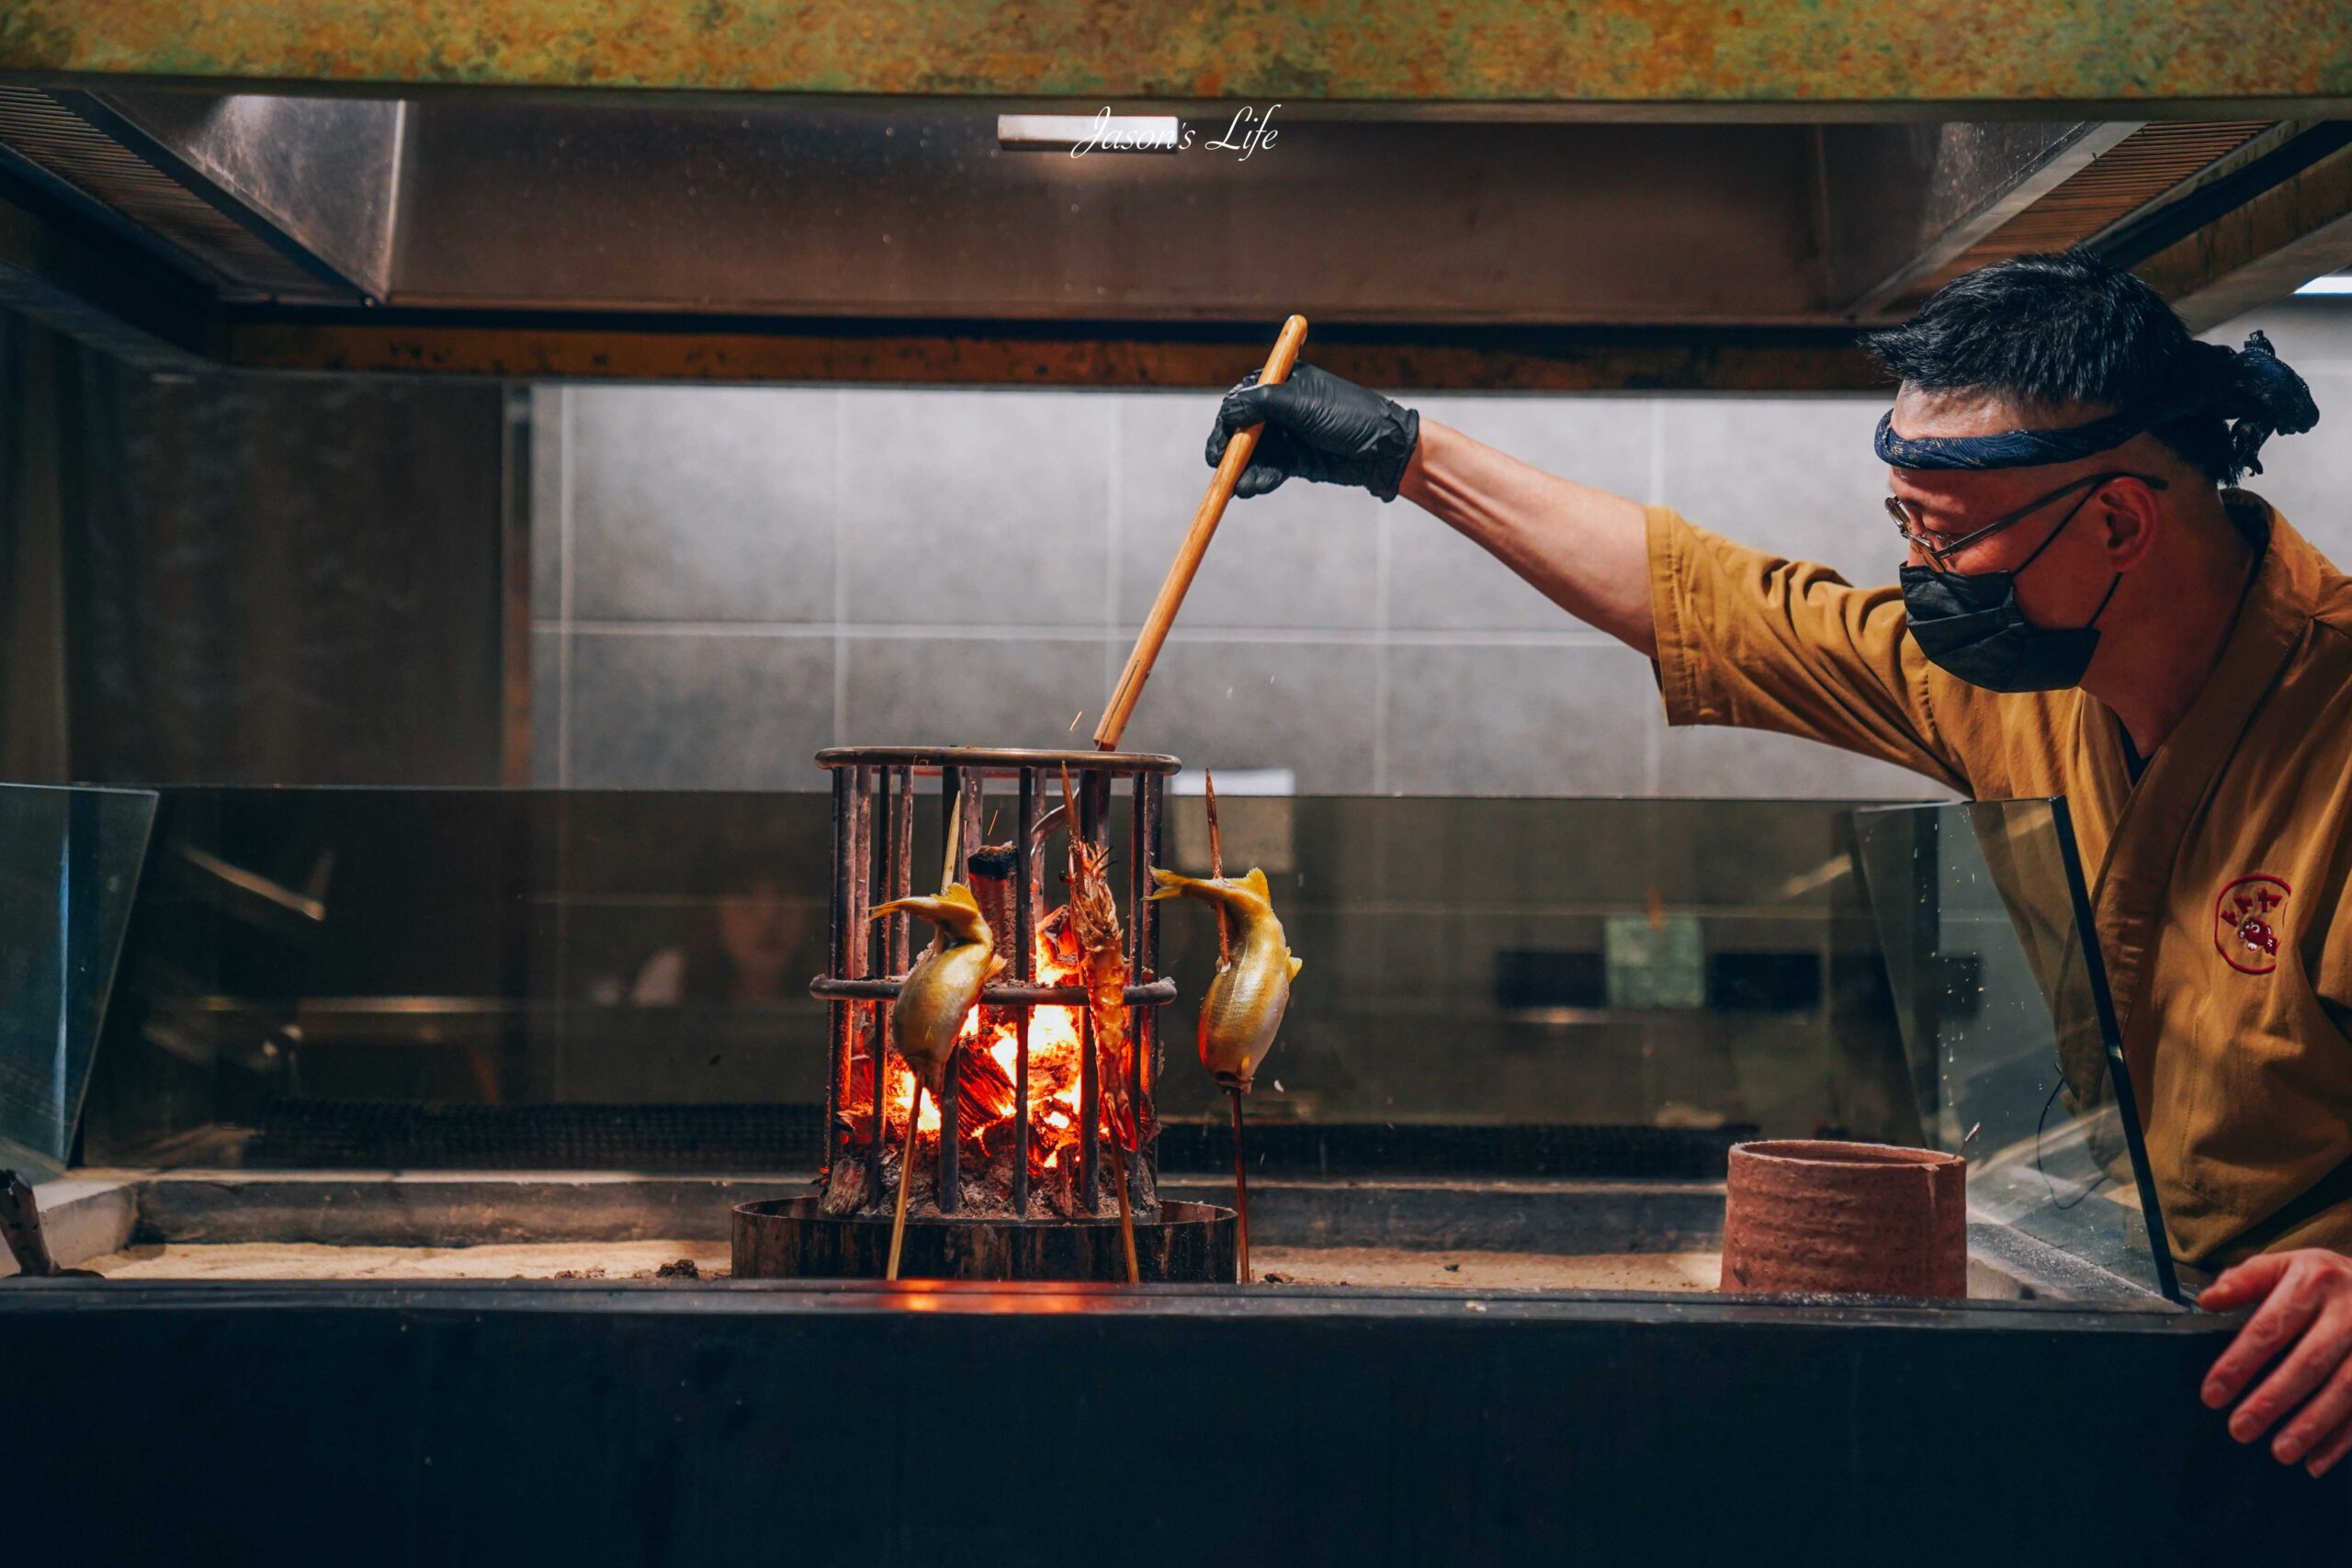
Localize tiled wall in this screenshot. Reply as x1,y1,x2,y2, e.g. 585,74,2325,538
530,300,2352,797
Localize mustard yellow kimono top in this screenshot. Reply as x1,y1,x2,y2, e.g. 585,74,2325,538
1648,492,2352,1266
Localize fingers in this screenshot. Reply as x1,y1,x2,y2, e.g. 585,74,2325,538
1204,380,1279,465
2200,1252,2291,1312
1233,462,1288,498
2301,1408,2352,1477
2203,1258,2325,1411
1213,380,1294,444
2229,1300,2352,1446
1212,422,1304,496
2266,1339,2352,1465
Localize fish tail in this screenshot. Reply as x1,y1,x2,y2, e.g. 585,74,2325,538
1145,866,1196,902
873,884,988,936
1147,865,1267,917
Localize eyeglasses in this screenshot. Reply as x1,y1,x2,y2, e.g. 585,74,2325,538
1886,471,2169,571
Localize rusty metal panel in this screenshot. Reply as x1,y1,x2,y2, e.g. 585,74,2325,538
1,0,2348,111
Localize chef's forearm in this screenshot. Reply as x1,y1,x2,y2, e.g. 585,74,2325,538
1397,419,1658,659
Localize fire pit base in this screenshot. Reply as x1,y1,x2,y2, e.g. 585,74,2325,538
731,1197,1238,1283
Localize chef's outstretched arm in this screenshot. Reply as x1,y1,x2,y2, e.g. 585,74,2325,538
1209,365,1657,657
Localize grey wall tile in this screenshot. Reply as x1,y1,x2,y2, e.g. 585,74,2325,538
1113,639,1378,792
842,634,1109,750
569,387,837,623
1391,396,1656,632
1114,390,1381,630
1657,396,1895,589
530,628,563,785
2240,367,2352,563
1385,643,1656,795
530,387,565,621
567,631,834,789
1654,722,1945,801
842,389,1109,627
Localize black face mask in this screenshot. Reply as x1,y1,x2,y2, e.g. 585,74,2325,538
1899,490,2123,693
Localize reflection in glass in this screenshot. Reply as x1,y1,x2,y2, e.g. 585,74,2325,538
0,784,155,1179
79,789,1923,1181
1852,798,2178,1302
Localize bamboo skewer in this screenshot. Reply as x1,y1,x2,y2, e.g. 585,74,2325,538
1205,771,1231,966
1229,1088,1251,1286
1107,1138,1141,1284
1094,315,1309,752
888,1085,923,1282
885,809,967,1283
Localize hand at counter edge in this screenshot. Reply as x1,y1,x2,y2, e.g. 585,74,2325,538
2199,1247,2352,1475
1206,364,1419,502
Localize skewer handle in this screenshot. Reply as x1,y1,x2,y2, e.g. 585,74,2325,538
887,1086,923,1281
1094,315,1309,751
1229,1086,1251,1285
1108,1138,1141,1285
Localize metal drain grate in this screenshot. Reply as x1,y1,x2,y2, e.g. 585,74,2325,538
1906,119,2278,302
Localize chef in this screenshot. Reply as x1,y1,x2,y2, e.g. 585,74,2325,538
1209,250,2348,1474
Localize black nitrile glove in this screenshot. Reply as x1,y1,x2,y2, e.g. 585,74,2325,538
1206,364,1420,502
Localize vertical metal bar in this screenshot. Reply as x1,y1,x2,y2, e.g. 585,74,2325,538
1078,769,1106,1212
875,766,911,1207
935,765,962,1214
825,766,850,1182
954,769,984,1205
1129,773,1158,1204
846,767,874,1203
1013,767,1035,1218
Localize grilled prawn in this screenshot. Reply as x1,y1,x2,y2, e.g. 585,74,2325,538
1057,768,1138,1149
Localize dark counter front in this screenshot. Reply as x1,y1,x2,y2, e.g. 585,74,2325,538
1,1279,2341,1566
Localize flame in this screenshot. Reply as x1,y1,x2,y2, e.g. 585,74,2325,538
870,918,1105,1180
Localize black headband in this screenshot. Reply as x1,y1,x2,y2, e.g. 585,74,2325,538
1874,330,2319,479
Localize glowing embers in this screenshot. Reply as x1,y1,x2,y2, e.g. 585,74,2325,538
858,928,1093,1201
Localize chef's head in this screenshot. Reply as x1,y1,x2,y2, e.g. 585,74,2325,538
1860,250,2320,693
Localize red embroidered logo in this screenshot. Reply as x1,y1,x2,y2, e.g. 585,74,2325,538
2214,873,2291,975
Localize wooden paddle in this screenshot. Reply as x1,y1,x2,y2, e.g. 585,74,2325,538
1094,315,1308,752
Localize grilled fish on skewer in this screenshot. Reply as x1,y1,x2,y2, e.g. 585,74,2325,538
871,884,1003,1098
1148,866,1301,1091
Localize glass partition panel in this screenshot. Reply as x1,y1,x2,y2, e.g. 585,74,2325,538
0,784,155,1179
1852,798,2177,1302
82,788,1924,1179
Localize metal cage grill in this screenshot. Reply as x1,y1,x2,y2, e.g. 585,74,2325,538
811,746,1178,1221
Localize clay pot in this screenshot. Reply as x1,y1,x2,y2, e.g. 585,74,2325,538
1720,1140,1967,1298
